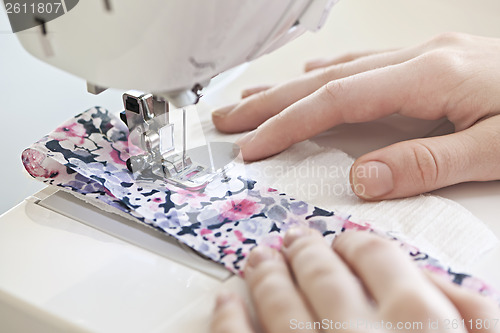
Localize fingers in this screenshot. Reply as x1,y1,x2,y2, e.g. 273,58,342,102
212,47,419,135
244,246,316,333
212,71,329,134
282,227,372,322
333,231,431,304
333,231,464,328
211,293,255,333
350,115,500,200
223,229,499,333
426,272,500,333
235,60,418,161
241,85,273,99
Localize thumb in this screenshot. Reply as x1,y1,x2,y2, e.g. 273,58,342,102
349,116,500,200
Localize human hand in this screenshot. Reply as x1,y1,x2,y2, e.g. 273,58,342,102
210,228,500,333
212,33,500,200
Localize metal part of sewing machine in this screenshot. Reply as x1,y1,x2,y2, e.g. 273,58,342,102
119,90,225,188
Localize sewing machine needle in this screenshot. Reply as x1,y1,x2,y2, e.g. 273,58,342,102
182,107,186,170
207,141,216,173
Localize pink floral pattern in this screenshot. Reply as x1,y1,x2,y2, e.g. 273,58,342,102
22,149,57,178
53,122,86,145
170,188,209,209
219,199,260,221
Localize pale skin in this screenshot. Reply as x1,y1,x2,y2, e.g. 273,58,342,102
212,32,500,200
210,229,500,333
210,33,500,331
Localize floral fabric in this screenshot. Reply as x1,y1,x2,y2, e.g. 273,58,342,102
22,107,500,303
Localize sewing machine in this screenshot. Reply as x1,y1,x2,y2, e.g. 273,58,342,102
1,0,339,331
2,1,500,332
7,0,337,188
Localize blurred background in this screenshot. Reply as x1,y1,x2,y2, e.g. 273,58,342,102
1,0,500,214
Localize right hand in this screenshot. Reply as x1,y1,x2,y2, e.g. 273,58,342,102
211,228,500,333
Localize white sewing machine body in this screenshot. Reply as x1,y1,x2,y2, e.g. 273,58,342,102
12,0,334,106
8,0,337,188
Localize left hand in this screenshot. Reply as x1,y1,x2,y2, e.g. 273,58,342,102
210,228,500,333
211,33,500,200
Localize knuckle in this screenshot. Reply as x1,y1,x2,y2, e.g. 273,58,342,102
345,234,395,261
429,31,468,47
490,126,500,161
413,49,472,117
260,292,292,313
302,264,335,283
463,295,500,319
317,66,334,83
305,270,350,298
211,303,246,333
252,275,297,313
323,79,367,123
323,80,347,104
210,316,237,333
323,278,351,299
417,48,465,74
297,250,336,282
240,87,274,115
286,233,322,261
481,119,500,152
316,63,344,83
409,141,440,188
419,32,461,55
271,110,297,146
338,52,359,62
381,287,435,319
249,265,288,296
254,87,272,105
296,272,355,313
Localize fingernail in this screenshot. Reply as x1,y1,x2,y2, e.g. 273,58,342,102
235,130,256,148
214,291,234,310
351,161,394,199
283,227,310,248
212,105,233,119
246,246,279,268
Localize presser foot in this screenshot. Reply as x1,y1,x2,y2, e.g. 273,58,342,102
120,90,239,190
126,142,239,189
